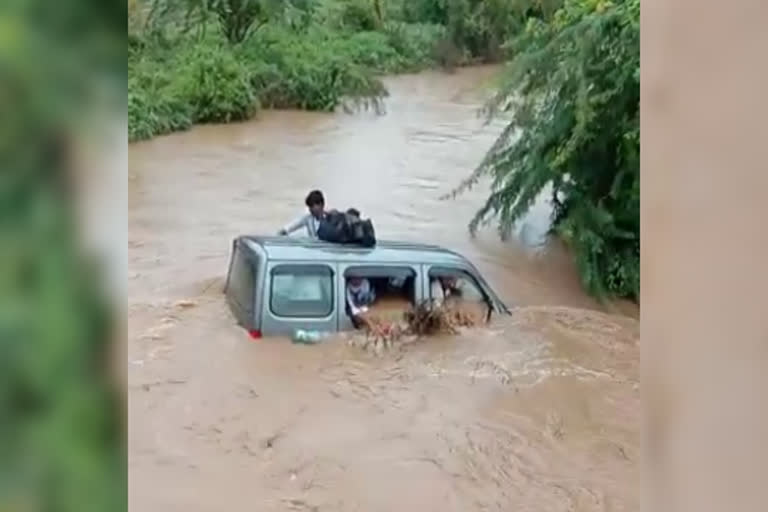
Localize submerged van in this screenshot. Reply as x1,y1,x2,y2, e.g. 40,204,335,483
224,236,511,338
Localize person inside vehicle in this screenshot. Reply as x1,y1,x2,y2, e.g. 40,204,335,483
430,275,463,306
346,276,376,328
278,189,327,239
387,275,406,292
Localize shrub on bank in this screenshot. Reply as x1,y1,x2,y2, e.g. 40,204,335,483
451,0,640,300
129,40,259,141
399,0,543,63
128,20,445,141
172,44,259,124
128,0,557,142
238,25,388,111
381,22,447,70
128,55,194,141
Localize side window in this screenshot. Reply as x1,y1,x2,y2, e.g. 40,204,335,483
429,268,488,304
343,266,417,320
270,265,334,318
228,247,255,310
457,278,486,302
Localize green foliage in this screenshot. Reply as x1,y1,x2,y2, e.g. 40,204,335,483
2,1,124,511
381,21,447,70
450,0,639,300
400,0,562,63
238,25,388,110
128,55,194,141
311,0,380,32
128,1,452,141
172,43,259,123
203,0,271,43
129,0,562,141
147,0,278,43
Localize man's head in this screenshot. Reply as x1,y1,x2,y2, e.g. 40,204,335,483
346,208,360,219
439,276,458,289
305,190,325,218
348,276,363,288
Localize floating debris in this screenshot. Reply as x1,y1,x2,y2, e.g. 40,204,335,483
349,300,479,355
173,299,198,309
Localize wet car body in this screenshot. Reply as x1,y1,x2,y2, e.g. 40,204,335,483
224,235,511,337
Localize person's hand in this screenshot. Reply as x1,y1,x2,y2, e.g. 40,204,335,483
360,306,369,314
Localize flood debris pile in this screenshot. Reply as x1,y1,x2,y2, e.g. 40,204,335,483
348,300,479,355
404,300,478,335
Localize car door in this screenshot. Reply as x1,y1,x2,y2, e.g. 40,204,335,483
337,261,422,331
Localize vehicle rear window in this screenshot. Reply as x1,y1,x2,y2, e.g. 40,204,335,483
270,265,334,318
228,247,255,310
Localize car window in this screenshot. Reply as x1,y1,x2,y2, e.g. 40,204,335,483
455,277,486,302
270,265,334,318
429,269,488,304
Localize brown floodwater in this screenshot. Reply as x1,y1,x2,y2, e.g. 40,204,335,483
128,66,639,511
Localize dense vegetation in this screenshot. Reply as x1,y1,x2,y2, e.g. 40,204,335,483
128,0,554,141
451,0,640,300
3,1,124,511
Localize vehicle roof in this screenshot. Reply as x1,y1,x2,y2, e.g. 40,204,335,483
239,235,473,267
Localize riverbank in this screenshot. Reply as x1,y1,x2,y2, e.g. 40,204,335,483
130,22,453,142
127,0,540,142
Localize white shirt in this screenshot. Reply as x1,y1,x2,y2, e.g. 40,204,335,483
430,279,463,306
282,213,322,239
430,280,446,306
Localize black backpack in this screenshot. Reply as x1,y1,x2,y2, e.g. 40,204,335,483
317,210,348,243
356,218,376,248
317,210,377,247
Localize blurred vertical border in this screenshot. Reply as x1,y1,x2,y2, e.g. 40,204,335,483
1,1,126,511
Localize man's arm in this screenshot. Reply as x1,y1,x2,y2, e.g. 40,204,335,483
430,280,444,306
278,214,307,236
346,286,361,316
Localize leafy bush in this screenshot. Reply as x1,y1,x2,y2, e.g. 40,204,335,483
399,0,554,62
335,31,403,71
146,0,274,43
128,0,549,141
128,55,194,141
204,0,271,43
128,85,193,142
128,21,411,140
171,44,259,123
449,0,640,300
382,21,446,70
310,0,380,32
128,36,260,141
239,25,387,110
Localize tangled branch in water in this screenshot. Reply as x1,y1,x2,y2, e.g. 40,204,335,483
349,300,479,355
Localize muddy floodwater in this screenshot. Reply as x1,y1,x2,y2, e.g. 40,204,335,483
128,66,639,511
